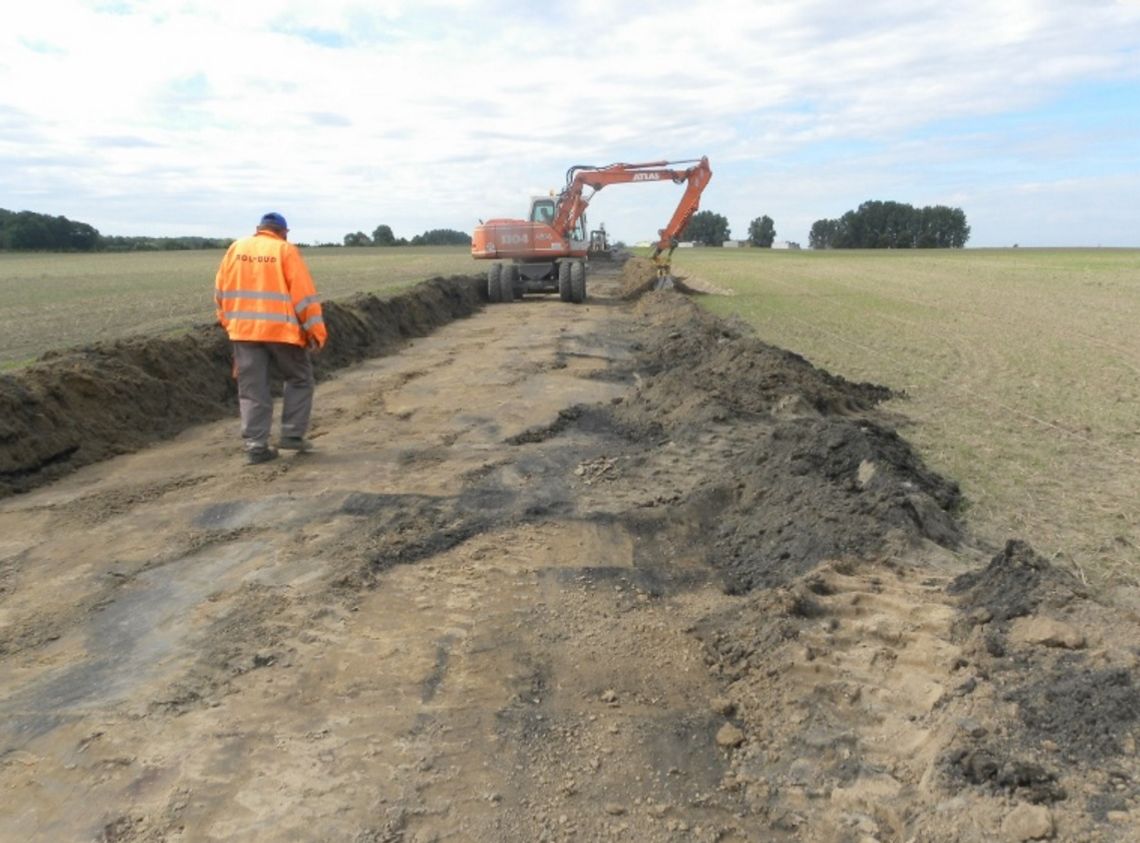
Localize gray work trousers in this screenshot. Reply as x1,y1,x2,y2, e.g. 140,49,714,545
232,341,314,450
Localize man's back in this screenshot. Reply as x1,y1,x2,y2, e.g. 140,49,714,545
215,229,324,348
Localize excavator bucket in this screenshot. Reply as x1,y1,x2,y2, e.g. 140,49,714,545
652,255,674,290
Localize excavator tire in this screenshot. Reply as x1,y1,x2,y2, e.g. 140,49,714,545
570,260,586,304
501,264,519,302
558,261,573,302
487,263,504,303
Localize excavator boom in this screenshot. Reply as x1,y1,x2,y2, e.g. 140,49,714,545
551,157,712,254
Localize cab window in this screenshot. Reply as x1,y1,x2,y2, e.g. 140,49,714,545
531,200,555,223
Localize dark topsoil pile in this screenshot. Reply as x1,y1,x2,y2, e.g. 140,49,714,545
608,279,963,593
936,539,1140,825
949,540,1140,757
0,276,484,497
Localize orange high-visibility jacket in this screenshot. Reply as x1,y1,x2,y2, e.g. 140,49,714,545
214,230,328,348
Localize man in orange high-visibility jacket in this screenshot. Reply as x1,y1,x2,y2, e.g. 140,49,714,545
215,212,328,464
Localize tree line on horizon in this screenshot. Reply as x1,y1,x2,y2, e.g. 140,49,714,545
341,225,471,247
2,202,969,253
809,201,970,249
0,208,233,253
0,209,474,253
679,201,969,250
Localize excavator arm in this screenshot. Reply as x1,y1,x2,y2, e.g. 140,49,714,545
550,157,713,280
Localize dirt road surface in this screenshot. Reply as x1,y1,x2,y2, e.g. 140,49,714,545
2,262,1139,842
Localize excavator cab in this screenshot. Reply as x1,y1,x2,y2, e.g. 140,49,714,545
531,199,555,224
530,198,587,247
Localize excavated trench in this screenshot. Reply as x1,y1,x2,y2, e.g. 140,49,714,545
1,260,1137,842
0,276,484,497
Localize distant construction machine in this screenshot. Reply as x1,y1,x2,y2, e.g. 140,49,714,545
471,157,712,303
588,224,610,258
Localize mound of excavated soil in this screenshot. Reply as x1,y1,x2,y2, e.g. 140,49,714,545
601,292,960,592
618,255,706,298
930,539,1140,833
618,256,660,298
707,416,962,592
621,294,894,428
948,537,1086,622
0,276,483,497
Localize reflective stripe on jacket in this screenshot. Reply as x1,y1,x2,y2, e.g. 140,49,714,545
214,230,328,348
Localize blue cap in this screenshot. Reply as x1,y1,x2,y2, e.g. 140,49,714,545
259,212,288,230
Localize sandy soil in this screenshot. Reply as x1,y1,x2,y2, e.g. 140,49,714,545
1,261,1138,842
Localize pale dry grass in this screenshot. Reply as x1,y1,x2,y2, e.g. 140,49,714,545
673,247,1140,594
0,246,475,368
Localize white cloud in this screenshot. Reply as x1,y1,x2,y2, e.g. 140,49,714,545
1,0,1138,245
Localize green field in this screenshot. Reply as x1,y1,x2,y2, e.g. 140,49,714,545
669,247,1140,594
2,245,1136,594
0,245,475,369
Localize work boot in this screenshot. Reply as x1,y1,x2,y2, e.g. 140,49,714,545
246,445,279,465
277,436,314,453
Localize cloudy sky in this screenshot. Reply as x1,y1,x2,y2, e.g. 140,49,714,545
2,0,1138,247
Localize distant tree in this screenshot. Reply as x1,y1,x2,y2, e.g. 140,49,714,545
916,205,971,248
372,224,397,246
343,231,372,247
747,215,776,248
67,220,101,251
682,210,730,246
848,200,915,248
3,211,53,250
809,219,839,249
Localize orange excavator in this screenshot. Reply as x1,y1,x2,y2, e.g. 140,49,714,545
472,156,712,303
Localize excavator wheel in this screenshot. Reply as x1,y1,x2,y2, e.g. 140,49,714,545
569,260,586,304
558,261,573,302
487,263,504,302
501,264,519,303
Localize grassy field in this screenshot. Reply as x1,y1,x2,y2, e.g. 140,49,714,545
669,247,1140,594
0,245,475,369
